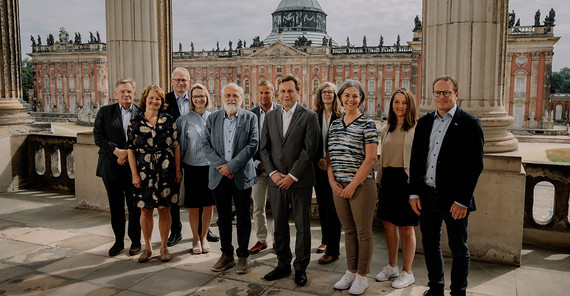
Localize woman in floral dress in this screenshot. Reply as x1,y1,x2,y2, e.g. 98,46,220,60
127,85,182,263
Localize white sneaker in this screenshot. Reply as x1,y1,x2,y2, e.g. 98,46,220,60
392,271,415,289
375,264,399,281
334,270,356,290
348,274,369,295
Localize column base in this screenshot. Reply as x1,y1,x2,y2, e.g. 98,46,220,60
0,99,33,125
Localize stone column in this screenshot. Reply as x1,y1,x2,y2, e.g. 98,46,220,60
418,0,526,266
105,0,172,102
421,0,517,153
504,53,513,117
529,52,540,121
0,0,33,125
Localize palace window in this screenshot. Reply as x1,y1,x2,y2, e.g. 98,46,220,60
385,80,393,95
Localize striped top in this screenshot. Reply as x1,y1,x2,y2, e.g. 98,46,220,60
175,110,211,166
328,114,378,183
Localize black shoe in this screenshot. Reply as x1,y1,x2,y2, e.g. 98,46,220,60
207,229,219,242
167,232,182,247
129,243,142,256
108,242,124,257
423,290,444,296
295,271,307,286
264,267,291,281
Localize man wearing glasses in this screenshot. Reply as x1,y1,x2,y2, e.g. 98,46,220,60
409,75,484,296
165,67,219,247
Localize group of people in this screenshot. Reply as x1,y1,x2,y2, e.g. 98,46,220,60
94,69,483,296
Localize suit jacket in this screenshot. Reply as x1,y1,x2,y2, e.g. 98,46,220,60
202,108,259,190
94,103,141,181
409,106,484,211
250,103,282,163
164,91,183,120
260,104,319,189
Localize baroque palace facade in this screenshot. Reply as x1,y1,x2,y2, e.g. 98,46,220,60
28,0,561,128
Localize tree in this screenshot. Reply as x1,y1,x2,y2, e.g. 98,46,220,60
22,58,34,102
550,67,570,93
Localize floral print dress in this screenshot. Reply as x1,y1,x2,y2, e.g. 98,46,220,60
127,112,179,209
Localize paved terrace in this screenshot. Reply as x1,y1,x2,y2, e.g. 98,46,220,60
1,190,569,296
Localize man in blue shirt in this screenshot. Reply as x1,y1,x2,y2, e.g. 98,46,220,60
409,75,484,296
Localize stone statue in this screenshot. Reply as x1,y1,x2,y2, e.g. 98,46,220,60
379,35,384,47
47,34,54,46
191,42,194,52
251,36,263,47
216,41,219,51
549,110,554,122
363,36,367,47
244,40,247,48
237,39,243,49
322,36,327,46
89,32,95,43
530,111,536,121
534,10,540,26
58,27,69,43
508,10,516,27
549,8,555,26
413,15,422,31
396,35,401,47
179,42,182,52
96,31,101,43
543,111,548,122
328,38,332,47
515,18,520,26
37,35,42,46
229,40,232,51
346,36,350,47
294,36,311,46
30,35,36,47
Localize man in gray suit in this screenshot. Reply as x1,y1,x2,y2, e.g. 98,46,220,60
260,75,319,286
202,83,259,274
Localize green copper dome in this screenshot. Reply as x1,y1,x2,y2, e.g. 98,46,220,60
274,0,324,13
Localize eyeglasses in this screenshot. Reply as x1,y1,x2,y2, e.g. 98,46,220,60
322,90,335,95
173,79,189,83
433,90,454,98
192,95,206,100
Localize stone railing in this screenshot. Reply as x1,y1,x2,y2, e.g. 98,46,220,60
26,134,76,192
331,45,412,55
522,161,570,249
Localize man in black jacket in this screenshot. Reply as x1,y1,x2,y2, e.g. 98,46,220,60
409,75,484,296
94,78,141,257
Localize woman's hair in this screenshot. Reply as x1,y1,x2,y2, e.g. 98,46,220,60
140,85,167,111
337,80,366,107
313,82,343,118
189,83,211,110
387,88,417,132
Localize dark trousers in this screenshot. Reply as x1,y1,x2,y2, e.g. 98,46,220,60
314,165,341,256
212,176,251,258
170,189,182,235
103,177,141,245
268,185,312,272
420,187,470,296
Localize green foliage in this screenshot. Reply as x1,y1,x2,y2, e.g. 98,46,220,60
550,67,570,93
22,58,34,101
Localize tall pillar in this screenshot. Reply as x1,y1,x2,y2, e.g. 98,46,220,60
421,0,517,153
418,0,526,266
105,0,172,102
0,0,33,125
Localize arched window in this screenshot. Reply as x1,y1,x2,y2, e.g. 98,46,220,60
312,79,319,94
244,79,250,94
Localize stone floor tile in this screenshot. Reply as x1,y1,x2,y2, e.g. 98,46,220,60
221,260,276,285
1,271,70,296
54,233,114,252
113,290,153,296
514,268,570,296
4,244,77,270
192,277,270,296
0,262,32,281
170,250,223,275
129,268,215,295
81,259,165,289
38,253,120,279
42,281,121,296
1,225,37,238
288,268,342,295
0,239,39,260
15,227,80,245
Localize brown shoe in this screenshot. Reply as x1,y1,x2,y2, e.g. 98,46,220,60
160,248,172,262
236,257,248,274
317,244,327,253
249,241,268,254
138,249,152,263
318,254,339,264
211,255,235,272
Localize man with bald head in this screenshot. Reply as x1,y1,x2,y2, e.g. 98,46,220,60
202,83,259,274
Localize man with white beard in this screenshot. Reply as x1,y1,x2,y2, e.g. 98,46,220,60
202,83,259,274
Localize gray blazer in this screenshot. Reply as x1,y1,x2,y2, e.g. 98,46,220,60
260,104,319,189
202,108,259,190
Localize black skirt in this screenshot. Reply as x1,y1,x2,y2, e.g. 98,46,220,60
377,167,418,226
183,164,215,208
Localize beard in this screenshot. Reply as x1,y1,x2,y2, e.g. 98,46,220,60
223,100,241,115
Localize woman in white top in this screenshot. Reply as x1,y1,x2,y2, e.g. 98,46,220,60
375,88,418,289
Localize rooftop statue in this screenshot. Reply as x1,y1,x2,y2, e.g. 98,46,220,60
59,27,69,43
413,15,422,31
534,10,541,27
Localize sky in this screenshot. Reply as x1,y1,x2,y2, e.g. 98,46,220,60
19,0,570,72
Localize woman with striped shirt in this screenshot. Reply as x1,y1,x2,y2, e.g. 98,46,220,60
328,80,378,295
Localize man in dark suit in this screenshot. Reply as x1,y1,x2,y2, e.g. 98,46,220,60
164,67,219,246
248,81,280,254
202,83,258,274
94,78,141,257
260,75,319,286
409,75,484,296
